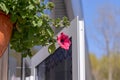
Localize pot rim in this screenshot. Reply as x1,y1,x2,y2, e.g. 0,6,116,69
0,10,10,18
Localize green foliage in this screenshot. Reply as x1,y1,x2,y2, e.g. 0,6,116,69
48,43,56,54
0,0,70,57
90,53,120,80
89,53,99,70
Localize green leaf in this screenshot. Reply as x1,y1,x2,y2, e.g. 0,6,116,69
47,2,55,10
22,53,27,58
27,4,34,10
48,43,56,54
62,17,70,27
0,2,9,14
37,20,43,27
32,21,37,26
46,28,54,37
10,14,17,23
27,49,33,58
32,0,40,4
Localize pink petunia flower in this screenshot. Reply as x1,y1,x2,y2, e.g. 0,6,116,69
57,32,71,50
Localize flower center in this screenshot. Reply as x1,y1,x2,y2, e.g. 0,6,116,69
61,39,64,43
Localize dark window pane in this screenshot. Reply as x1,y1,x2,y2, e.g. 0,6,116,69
36,39,72,80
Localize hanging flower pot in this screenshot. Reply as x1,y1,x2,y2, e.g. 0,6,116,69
0,11,13,57
0,1,70,58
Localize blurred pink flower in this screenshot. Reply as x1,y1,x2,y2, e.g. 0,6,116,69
57,32,71,50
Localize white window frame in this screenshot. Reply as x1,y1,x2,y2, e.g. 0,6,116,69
30,17,86,80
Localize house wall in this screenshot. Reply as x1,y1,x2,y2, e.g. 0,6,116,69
8,49,24,80
0,49,8,80
50,0,74,20
49,0,74,34
64,0,74,21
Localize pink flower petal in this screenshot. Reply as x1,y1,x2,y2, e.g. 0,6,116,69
57,32,71,50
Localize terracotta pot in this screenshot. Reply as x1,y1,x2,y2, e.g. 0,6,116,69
0,11,13,57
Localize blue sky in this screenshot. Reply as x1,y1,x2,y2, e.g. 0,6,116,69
81,0,120,58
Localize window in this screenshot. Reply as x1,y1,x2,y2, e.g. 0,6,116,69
36,39,72,80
